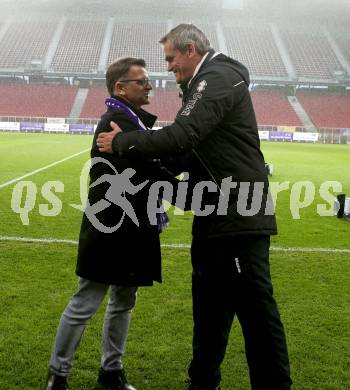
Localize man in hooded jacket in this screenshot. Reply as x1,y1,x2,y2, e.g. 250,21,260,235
96,24,292,390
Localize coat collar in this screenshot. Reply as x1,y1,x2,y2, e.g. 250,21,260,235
180,49,221,93
187,51,210,87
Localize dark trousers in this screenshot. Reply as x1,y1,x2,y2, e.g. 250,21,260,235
188,235,292,390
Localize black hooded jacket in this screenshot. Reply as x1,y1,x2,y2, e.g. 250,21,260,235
111,51,277,238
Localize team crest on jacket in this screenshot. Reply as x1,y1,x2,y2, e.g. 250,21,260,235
181,80,207,116
197,80,207,93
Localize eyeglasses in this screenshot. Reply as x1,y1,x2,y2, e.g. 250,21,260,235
119,78,152,87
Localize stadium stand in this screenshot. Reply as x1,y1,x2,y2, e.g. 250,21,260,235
50,20,107,73
4,82,350,130
251,90,302,126
80,86,107,119
332,28,350,68
0,15,347,83
0,20,57,69
146,88,182,122
0,84,78,117
196,23,220,52
223,22,288,78
107,21,168,73
297,90,350,129
280,25,344,80
0,8,348,131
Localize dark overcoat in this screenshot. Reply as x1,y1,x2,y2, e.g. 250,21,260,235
76,97,177,286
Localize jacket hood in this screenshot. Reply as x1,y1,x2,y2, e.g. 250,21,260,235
184,49,250,89
214,53,250,86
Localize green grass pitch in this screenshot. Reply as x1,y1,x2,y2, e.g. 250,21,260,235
0,133,349,389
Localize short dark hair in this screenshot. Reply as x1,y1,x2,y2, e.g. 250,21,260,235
106,57,146,96
159,24,211,55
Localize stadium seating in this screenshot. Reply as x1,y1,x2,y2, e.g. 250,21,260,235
196,23,220,52
297,91,350,129
280,25,344,79
251,90,302,126
80,86,107,119
0,16,347,84
107,22,168,73
332,28,350,68
223,23,288,78
50,20,107,73
3,83,350,130
0,84,78,117
147,88,182,122
0,20,56,69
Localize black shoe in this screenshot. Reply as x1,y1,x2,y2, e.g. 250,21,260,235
97,368,136,390
44,372,69,390
185,381,221,390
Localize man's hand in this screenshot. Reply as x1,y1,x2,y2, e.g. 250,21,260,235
96,121,123,153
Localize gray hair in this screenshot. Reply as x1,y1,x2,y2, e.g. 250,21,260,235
159,24,211,55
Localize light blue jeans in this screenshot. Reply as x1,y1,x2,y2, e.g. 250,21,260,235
49,277,137,377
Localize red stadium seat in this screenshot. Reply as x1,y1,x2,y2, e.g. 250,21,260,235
0,84,78,117
251,90,302,127
297,91,350,129
147,88,182,122
80,86,107,119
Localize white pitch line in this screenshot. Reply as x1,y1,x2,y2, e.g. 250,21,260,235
0,235,349,253
270,246,350,253
0,235,78,245
0,148,90,189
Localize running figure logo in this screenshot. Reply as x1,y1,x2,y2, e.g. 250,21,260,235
73,157,148,233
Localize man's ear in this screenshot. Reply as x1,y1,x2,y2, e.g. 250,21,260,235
115,81,126,96
187,43,196,58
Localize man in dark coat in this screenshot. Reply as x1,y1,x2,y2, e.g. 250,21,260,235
96,25,292,390
45,57,178,390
